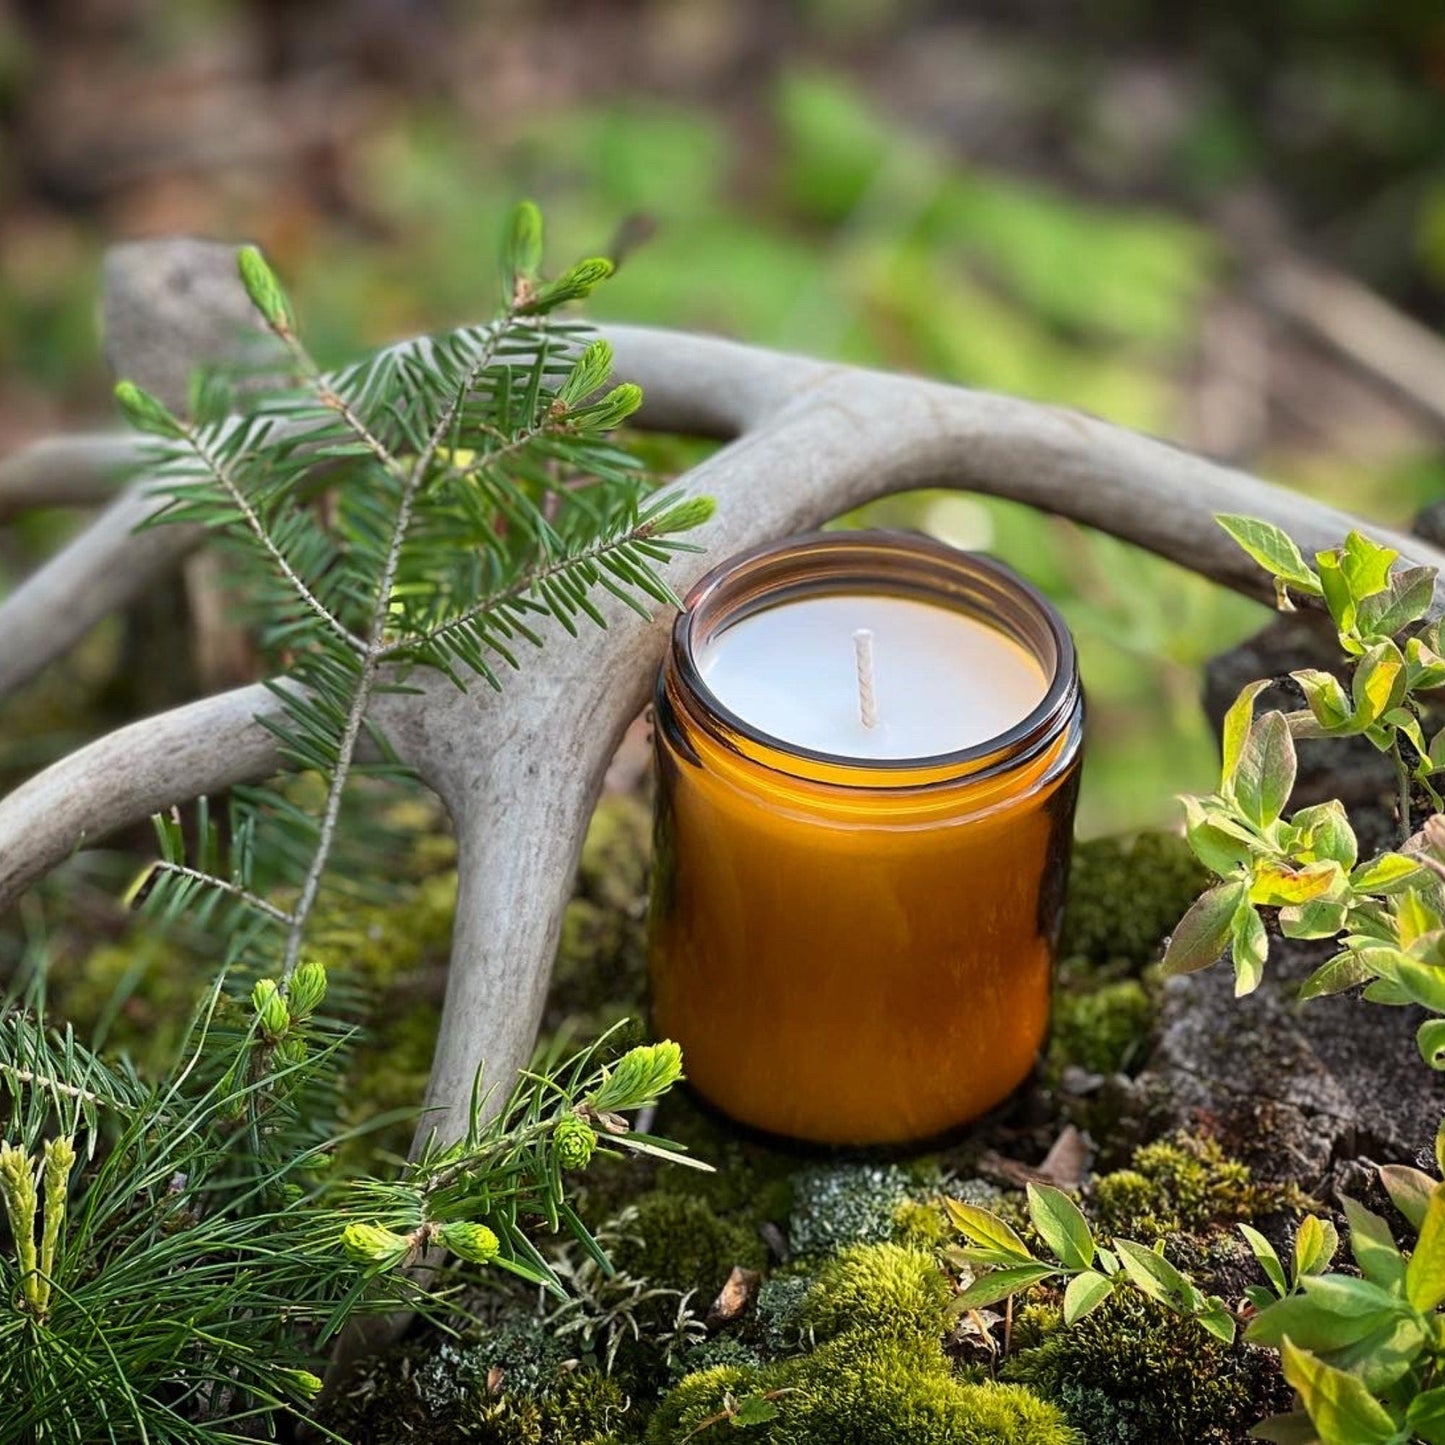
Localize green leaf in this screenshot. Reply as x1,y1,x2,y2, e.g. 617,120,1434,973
1250,1412,1326,1444
504,199,544,283
1421,1019,1445,1071
1196,1299,1237,1344
1298,951,1372,999
1279,1339,1399,1445
953,1261,1058,1310
1217,516,1321,594
1294,1215,1339,1280
1351,642,1407,727
1406,1183,1445,1311
1406,1386,1445,1445
1239,1222,1289,1298
1378,1164,1435,1232
1026,1183,1094,1271
1249,860,1345,908
114,380,184,439
942,1198,1033,1262
1280,900,1349,943
1317,550,1358,641
1063,1269,1112,1325
1161,882,1246,977
1359,564,1437,640
1247,1291,1398,1353
556,338,614,408
236,245,291,330
731,1395,781,1427
1235,711,1297,829
1406,636,1445,691
1350,854,1426,894
1222,680,1271,792
1183,796,1256,876
1292,669,1356,734
1340,531,1400,602
1232,900,1269,996
1115,1238,1191,1306
1340,1196,1407,1293
1292,801,1359,870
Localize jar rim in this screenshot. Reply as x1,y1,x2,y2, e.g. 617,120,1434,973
669,529,1080,786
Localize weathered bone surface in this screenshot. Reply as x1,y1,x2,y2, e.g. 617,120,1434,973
4,238,1445,1149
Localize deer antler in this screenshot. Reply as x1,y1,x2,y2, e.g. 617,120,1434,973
3,240,1442,1148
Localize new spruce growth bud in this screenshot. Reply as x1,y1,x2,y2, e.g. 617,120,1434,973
644,495,716,537
115,380,185,439
251,978,290,1042
1,1142,42,1316
588,1040,684,1114
237,246,292,332
519,257,614,314
554,1113,598,1171
287,960,327,1021
440,1221,500,1264
340,1222,411,1268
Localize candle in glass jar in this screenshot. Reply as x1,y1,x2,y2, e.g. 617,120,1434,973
698,594,1051,759
648,531,1083,1146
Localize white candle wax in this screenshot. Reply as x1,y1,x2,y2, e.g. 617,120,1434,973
698,593,1049,760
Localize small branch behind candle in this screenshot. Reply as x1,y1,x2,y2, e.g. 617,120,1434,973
853,627,878,730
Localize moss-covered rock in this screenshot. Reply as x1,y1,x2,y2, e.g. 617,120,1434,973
787,1161,931,1258
796,1242,950,1344
1058,833,1208,977
1004,1292,1288,1444
1049,977,1153,1076
1090,1131,1284,1240
611,1191,768,1301
648,1335,1076,1444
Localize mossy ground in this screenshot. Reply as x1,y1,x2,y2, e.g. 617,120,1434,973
54,798,1293,1443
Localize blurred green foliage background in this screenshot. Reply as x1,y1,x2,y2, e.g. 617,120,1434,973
3,0,1445,834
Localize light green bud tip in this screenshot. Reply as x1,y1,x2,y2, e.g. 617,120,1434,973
648,495,715,535
590,1039,685,1113
341,1221,410,1266
440,1220,501,1264
554,1113,598,1171
288,959,327,1020
278,1368,323,1399
251,978,290,1042
236,245,290,330
114,380,183,439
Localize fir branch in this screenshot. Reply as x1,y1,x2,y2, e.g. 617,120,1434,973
143,861,296,927
273,308,520,976
176,420,365,655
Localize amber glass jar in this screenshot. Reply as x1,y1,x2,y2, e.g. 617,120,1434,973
647,531,1083,1146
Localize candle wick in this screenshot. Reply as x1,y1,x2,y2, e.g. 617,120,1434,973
853,628,879,730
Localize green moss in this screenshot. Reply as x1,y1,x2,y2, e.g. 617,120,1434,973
611,1192,767,1300
1049,978,1153,1076
890,1197,949,1252
788,1162,928,1258
1003,1292,1287,1444
1091,1132,1275,1240
324,1328,635,1444
798,1243,951,1344
648,1335,1077,1444
1059,833,1209,977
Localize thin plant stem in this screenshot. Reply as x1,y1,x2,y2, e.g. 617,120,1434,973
1397,747,1413,846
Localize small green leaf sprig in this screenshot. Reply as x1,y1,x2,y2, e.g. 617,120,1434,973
335,1039,704,1292
945,1183,1237,1342
1164,519,1445,1031
1240,1137,1445,1444
1157,514,1445,1441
